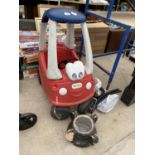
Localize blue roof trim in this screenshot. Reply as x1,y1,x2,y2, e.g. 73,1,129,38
41,8,86,24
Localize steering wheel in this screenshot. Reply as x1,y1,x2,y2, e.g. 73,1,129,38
58,58,78,69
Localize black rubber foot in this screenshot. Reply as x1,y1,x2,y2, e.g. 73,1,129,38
121,87,135,106
19,113,37,131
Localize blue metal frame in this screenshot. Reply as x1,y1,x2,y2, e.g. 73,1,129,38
106,0,115,18
80,0,134,90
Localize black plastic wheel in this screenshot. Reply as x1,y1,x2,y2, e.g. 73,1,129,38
19,113,37,131
95,87,105,98
90,134,99,144
72,134,98,147
50,106,71,120
77,98,97,114
73,136,91,147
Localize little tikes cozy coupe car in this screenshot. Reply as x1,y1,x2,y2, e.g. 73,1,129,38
38,8,102,120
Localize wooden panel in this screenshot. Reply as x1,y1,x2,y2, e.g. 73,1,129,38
72,22,109,53
105,29,135,52
105,29,124,52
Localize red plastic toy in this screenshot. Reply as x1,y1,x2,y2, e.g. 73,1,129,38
38,8,102,119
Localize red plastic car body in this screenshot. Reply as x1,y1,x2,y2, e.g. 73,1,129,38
38,43,95,107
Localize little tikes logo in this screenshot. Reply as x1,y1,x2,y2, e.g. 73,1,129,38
72,83,82,89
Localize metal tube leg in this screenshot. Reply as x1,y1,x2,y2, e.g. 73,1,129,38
81,22,93,74
106,28,131,90
107,0,116,19
106,82,111,90
84,0,90,15
79,36,84,59
64,24,74,49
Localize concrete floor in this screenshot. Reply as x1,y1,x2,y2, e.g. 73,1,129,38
19,55,135,155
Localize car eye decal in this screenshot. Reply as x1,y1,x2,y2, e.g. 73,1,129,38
65,63,77,81
74,61,85,80
64,12,71,16
72,73,77,80
65,61,85,81
64,12,77,16
78,72,84,79
71,12,77,16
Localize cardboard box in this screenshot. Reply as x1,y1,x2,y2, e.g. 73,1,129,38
24,5,38,19
105,28,135,52
24,53,39,64
105,28,124,52
23,68,38,78
73,22,110,53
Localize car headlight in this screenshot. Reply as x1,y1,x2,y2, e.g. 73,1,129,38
59,88,67,95
86,82,92,90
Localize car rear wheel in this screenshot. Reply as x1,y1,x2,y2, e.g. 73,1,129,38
50,106,71,120
77,98,97,114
